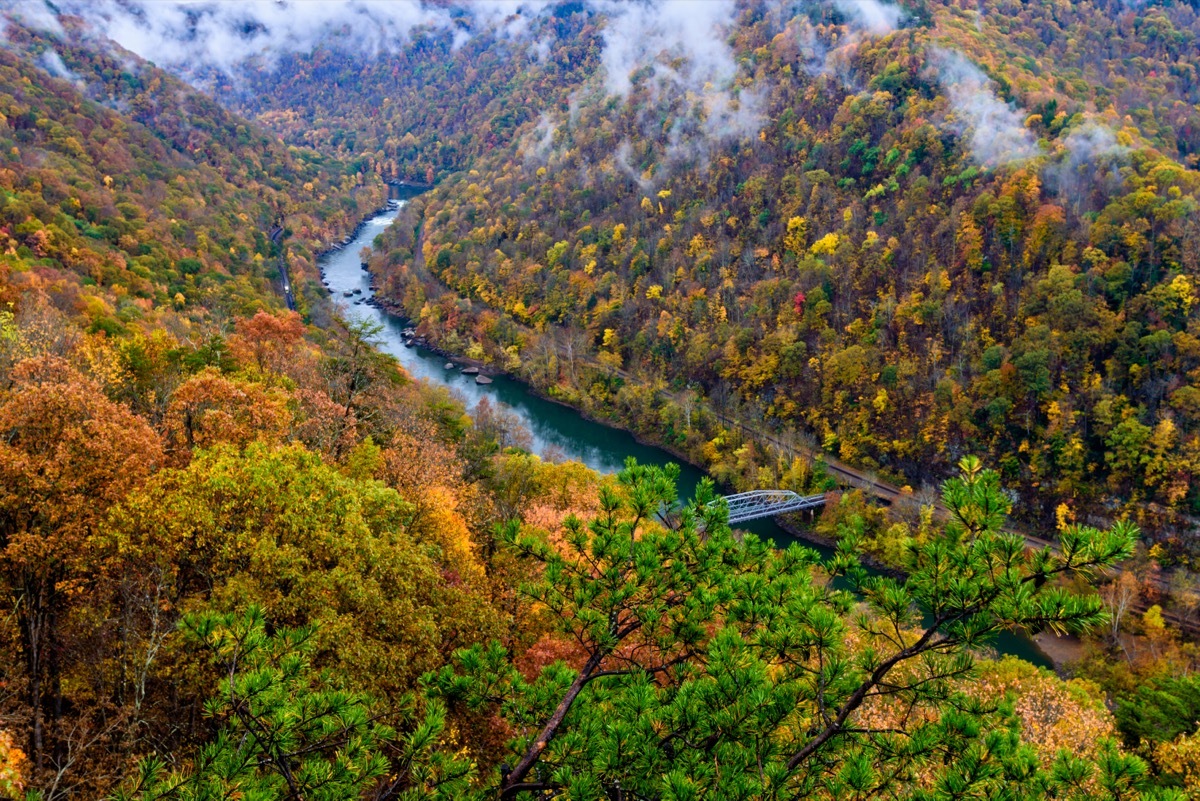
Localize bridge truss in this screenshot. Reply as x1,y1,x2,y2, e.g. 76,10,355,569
716,490,826,524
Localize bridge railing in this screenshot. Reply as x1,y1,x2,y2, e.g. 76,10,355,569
713,490,826,524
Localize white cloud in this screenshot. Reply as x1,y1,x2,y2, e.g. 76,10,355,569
833,0,903,35
25,1,557,74
593,0,764,169
37,48,82,85
595,0,740,99
2,0,63,36
928,47,1040,167
789,0,904,83
1045,121,1128,205
522,111,558,165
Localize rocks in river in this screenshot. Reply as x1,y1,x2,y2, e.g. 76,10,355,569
444,362,455,370
475,375,493,385
342,291,353,297
461,366,480,375
353,288,362,295
361,262,369,270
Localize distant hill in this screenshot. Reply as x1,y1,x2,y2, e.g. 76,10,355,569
0,21,386,325
185,1,1200,548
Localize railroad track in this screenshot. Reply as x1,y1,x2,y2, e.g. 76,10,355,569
268,223,296,311
686,399,1200,636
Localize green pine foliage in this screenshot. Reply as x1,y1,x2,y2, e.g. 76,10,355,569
1115,675,1200,748
430,457,1165,799
114,608,474,801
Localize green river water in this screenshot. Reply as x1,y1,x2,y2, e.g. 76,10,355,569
319,199,1052,668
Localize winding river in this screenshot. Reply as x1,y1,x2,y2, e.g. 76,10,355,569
320,199,1051,668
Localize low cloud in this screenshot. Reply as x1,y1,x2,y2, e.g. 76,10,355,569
595,0,739,100
614,140,654,193
788,0,905,84
19,1,560,76
833,0,903,35
1,0,63,37
37,48,82,85
593,0,764,175
1061,122,1127,166
522,112,558,165
53,0,450,73
928,47,1040,167
1045,121,1129,210
528,36,552,64
702,84,767,144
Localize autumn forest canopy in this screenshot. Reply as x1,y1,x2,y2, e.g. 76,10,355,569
1,0,1200,798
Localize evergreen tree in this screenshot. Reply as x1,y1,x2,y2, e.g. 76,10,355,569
115,609,473,801
434,457,1175,799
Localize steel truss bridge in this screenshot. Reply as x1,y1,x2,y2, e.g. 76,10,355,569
715,490,826,524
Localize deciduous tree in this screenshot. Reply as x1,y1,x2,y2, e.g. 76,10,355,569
0,357,161,771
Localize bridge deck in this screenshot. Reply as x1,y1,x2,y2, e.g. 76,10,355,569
716,490,826,524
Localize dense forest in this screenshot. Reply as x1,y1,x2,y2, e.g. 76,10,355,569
213,1,1200,558
0,0,1199,798
399,1,1200,548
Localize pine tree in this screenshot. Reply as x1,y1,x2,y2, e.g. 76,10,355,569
115,609,473,801
434,457,1175,799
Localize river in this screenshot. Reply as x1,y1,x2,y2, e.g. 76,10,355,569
319,199,1051,668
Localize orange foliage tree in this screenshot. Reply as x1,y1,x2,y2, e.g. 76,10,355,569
0,357,161,771
163,368,292,459
228,310,306,377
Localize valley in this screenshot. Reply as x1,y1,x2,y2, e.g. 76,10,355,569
0,1,1197,798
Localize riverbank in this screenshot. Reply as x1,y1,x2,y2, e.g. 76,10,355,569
377,302,1073,660
324,202,1059,671
318,198,402,260
373,299,745,475
1032,633,1085,668
772,515,907,580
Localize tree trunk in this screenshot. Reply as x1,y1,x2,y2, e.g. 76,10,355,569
502,649,606,792
49,611,65,768
19,573,53,772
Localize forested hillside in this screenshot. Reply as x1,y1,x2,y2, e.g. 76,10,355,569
206,0,1200,557
0,23,392,321
395,1,1200,549
1,1,1199,798
0,17,571,796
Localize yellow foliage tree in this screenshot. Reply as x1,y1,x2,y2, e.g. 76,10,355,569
1154,731,1200,796
809,232,840,256
0,730,27,798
